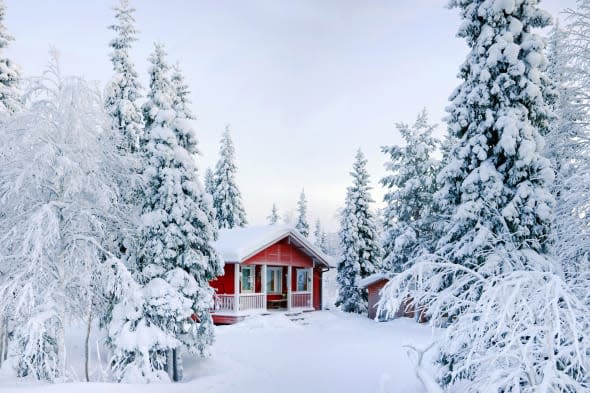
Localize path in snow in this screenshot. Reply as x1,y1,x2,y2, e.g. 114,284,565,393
0,311,437,393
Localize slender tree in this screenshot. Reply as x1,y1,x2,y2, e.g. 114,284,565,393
267,203,280,225
212,126,247,229
380,109,439,274
169,62,223,380
295,189,309,237
105,0,144,153
313,218,328,254
204,167,215,198
336,150,382,313
0,0,20,372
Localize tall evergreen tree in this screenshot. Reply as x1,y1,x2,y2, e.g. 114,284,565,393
380,2,590,392
267,203,279,225
295,189,309,237
212,126,247,229
112,43,224,382
433,1,556,387
435,1,554,267
380,110,439,274
336,150,382,313
0,0,20,115
105,0,143,153
168,62,223,378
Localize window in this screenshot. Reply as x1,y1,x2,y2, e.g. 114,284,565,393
296,268,311,292
266,267,282,293
241,266,254,292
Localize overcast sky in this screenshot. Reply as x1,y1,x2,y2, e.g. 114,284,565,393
5,0,575,231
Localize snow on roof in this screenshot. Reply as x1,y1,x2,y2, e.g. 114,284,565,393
214,224,332,267
359,273,389,288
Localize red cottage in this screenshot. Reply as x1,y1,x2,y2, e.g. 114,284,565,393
210,225,332,324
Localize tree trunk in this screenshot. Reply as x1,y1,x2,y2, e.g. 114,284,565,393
3,317,8,361
165,349,173,380
172,348,182,382
0,318,4,369
84,312,92,382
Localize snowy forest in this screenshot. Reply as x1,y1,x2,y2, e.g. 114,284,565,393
0,0,590,392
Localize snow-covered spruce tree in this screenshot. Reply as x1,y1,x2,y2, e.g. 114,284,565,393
295,189,310,237
0,53,125,381
169,62,223,379
336,150,382,313
380,109,439,274
105,0,144,153
313,218,328,254
0,0,20,115
120,44,223,382
267,203,280,225
379,2,590,391
212,126,247,229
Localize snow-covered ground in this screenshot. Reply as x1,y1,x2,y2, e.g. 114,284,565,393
0,311,437,393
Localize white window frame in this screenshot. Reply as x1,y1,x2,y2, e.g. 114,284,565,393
266,267,282,294
296,268,311,292
241,265,254,293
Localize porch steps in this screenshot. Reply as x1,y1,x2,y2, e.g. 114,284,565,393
285,312,309,325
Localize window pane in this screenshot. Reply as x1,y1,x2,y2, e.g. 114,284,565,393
242,267,252,291
297,269,308,291
266,269,273,292
266,267,282,293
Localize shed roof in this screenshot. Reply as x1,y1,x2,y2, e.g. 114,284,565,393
359,273,389,288
214,225,333,268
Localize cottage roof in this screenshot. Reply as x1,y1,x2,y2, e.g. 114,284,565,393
214,225,333,268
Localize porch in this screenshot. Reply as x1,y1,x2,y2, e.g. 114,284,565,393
212,264,315,316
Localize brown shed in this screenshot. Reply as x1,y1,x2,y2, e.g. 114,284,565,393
360,273,389,320
360,273,427,322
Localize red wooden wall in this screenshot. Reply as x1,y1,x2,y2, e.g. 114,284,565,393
313,267,322,310
243,238,313,268
367,279,388,320
209,264,235,294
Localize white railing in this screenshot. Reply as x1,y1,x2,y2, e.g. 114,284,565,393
213,294,235,312
239,293,266,311
291,291,312,309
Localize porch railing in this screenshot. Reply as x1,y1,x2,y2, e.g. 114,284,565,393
239,293,266,311
214,293,266,313
291,291,312,309
213,294,235,312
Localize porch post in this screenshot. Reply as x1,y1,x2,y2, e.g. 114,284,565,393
234,263,240,313
261,264,267,310
287,265,292,310
309,267,314,310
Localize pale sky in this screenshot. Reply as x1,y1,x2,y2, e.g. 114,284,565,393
5,0,575,231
